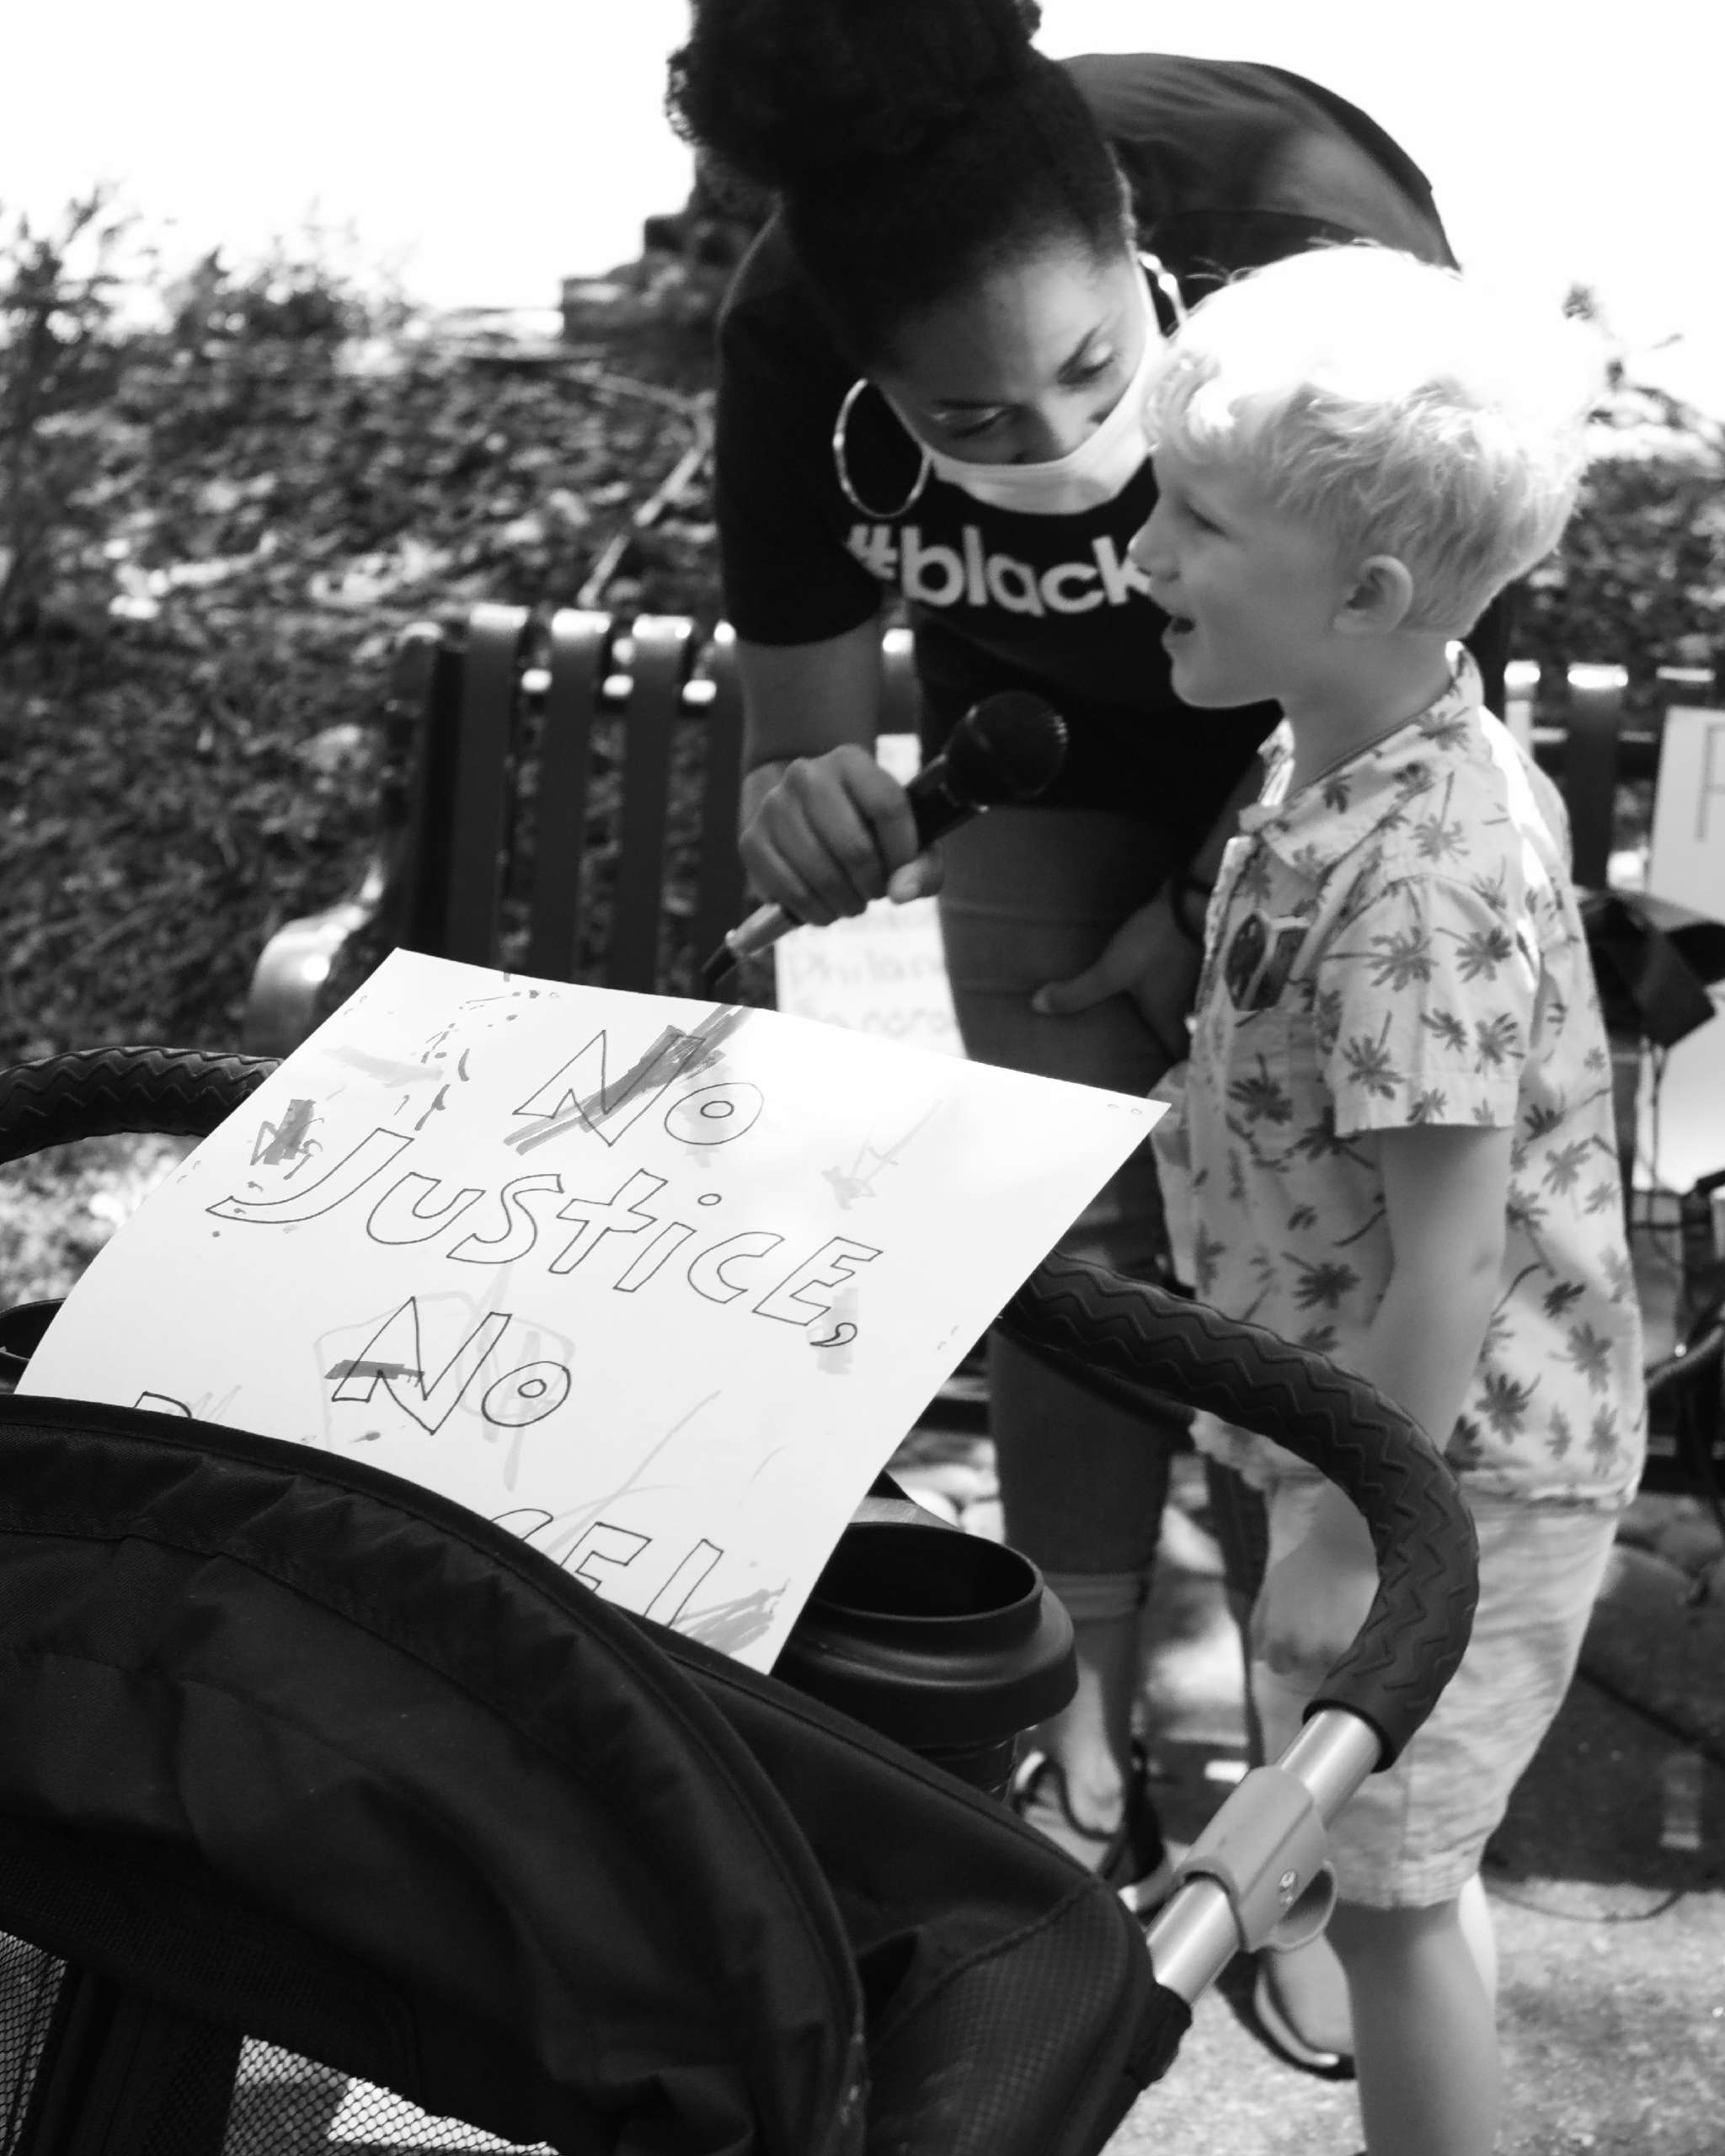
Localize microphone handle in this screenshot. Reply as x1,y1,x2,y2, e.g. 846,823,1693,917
709,776,977,977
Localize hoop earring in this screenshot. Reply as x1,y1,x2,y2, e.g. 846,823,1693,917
1138,249,1188,334
832,378,932,519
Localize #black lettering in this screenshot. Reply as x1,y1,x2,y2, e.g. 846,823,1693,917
1091,533,1153,604
1042,558,1103,613
900,526,964,607
984,552,1044,618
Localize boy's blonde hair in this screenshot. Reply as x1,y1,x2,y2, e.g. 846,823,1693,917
1142,245,1600,632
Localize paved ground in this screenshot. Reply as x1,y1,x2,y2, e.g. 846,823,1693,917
888,1436,1725,2156
1123,1468,1722,2156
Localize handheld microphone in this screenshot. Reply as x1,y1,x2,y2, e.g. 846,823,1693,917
701,690,1069,990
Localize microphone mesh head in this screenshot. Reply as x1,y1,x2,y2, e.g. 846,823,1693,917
944,691,1069,806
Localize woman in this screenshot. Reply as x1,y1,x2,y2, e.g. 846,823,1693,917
669,0,1500,2068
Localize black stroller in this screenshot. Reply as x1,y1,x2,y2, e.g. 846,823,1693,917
0,1048,1477,2156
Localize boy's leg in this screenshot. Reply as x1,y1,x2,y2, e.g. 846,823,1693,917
1205,1457,1354,2066
1457,1870,1498,2004
1328,1897,1499,2156
1252,1489,1620,2147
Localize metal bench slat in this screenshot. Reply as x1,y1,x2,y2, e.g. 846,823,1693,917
526,610,611,981
692,623,748,981
608,616,691,991
441,604,531,964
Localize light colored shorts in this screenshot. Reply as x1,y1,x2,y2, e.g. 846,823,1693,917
1252,1477,1620,1910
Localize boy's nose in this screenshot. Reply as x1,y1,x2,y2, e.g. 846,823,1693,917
1128,499,1171,574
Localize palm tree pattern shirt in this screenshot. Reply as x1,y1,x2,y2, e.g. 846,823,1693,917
1153,652,1646,1508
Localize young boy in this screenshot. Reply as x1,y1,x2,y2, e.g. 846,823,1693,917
1133,246,1645,2156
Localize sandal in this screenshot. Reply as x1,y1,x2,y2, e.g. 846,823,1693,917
1250,1951,1355,2079
1010,1742,1176,1918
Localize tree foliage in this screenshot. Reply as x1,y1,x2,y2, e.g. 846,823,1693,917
0,227,1718,1068
1517,290,1725,721
0,216,721,1063
0,194,131,645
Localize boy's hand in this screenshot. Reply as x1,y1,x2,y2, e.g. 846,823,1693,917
1252,1531,1378,1686
1030,890,1200,1073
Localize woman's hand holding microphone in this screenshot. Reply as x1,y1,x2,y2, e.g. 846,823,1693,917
739,744,940,929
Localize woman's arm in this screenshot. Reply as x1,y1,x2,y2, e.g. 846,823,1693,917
735,621,932,926
1253,1121,1512,1678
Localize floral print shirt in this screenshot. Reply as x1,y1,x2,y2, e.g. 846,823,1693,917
1154,653,1646,1509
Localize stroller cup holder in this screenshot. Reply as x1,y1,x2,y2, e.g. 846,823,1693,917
777,1519,1075,1797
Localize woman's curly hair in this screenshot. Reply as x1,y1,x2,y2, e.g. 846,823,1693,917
666,0,1130,364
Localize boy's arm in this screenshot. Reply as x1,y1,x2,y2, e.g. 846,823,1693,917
1253,1121,1512,1682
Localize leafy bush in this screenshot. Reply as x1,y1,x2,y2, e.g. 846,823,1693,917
0,194,132,645
1518,298,1725,723
0,219,720,1064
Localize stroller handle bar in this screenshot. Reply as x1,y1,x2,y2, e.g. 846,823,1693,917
1001,1254,1477,1765
0,1045,275,1166
3,1046,1479,2006
1001,1253,1479,1999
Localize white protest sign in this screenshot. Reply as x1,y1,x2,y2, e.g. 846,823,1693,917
1635,1009,1725,1195
1648,707,1725,920
773,894,964,1057
21,950,1157,1671
774,734,965,1056
1637,707,1725,1193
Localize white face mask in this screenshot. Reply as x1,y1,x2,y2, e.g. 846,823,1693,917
911,270,1162,518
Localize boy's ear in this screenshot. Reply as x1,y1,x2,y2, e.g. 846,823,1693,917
1334,554,1417,636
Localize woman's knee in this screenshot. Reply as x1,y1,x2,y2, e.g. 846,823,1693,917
990,1330,1176,1572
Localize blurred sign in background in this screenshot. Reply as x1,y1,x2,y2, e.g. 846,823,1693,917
7,0,1723,413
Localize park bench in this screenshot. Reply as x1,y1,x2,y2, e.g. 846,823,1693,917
243,609,1724,1508
243,608,1722,1059
243,605,923,1057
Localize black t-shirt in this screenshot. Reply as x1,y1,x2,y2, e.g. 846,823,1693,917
714,53,1457,836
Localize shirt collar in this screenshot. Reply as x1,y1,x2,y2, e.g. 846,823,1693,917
1239,648,1486,878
